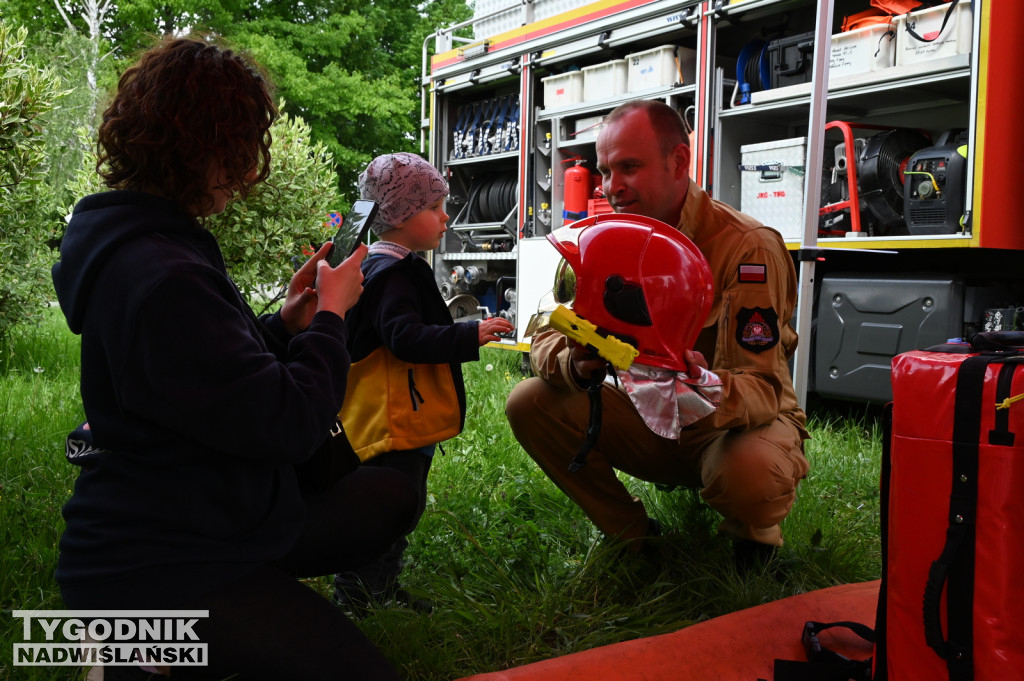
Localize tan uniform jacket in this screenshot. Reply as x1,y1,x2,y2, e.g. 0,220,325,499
531,183,806,436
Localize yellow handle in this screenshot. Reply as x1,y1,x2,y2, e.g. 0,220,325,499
549,305,639,371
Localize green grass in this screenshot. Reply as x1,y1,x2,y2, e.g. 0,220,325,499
1,309,86,681
0,311,883,680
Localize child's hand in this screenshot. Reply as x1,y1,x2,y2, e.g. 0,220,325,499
478,317,514,345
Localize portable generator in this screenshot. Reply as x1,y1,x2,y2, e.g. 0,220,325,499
904,128,968,235
858,128,931,234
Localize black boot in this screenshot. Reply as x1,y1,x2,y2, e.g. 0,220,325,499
733,538,778,575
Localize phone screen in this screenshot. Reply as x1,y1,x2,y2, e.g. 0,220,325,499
327,200,380,267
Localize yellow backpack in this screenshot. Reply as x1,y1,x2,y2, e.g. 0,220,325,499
339,346,461,462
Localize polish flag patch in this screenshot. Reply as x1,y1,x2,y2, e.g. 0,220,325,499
738,263,767,283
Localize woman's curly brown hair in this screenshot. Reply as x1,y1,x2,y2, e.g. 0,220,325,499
96,36,277,216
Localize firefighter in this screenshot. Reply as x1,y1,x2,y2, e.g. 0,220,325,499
505,99,809,570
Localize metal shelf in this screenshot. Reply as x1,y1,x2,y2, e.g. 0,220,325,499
438,251,518,261
445,149,519,167
720,54,971,122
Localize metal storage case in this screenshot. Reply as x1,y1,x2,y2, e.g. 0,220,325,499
739,137,807,240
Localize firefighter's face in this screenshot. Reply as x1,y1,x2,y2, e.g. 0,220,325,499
596,108,689,227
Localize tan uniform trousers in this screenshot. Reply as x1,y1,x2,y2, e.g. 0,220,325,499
505,376,809,546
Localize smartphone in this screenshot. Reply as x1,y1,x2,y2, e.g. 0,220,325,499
326,200,379,267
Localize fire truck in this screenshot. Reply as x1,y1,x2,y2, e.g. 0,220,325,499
420,0,1021,405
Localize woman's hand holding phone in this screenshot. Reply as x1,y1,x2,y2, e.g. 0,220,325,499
280,242,367,333
280,242,330,334
281,201,378,333
314,243,367,321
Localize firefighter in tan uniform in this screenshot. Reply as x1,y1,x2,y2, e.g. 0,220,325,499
505,100,809,566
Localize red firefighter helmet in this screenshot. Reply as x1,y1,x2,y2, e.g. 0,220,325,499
547,213,713,372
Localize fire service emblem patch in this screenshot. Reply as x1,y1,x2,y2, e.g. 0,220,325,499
736,307,780,354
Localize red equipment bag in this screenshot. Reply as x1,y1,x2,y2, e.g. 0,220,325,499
879,335,1024,680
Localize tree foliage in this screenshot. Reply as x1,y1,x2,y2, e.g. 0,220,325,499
6,0,474,203
30,28,113,211
234,0,472,202
240,12,415,198
0,1,474,336
0,21,66,344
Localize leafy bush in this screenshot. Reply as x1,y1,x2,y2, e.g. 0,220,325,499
0,21,66,344
207,106,344,306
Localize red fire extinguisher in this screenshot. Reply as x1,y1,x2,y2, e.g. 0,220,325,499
563,158,592,225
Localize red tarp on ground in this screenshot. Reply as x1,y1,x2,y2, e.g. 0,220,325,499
456,580,880,681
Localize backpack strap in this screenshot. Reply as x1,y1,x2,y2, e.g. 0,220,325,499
921,352,983,678
873,402,894,680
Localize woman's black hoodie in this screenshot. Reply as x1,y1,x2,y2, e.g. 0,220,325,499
51,190,351,608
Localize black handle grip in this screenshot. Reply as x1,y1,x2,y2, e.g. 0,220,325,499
923,558,951,658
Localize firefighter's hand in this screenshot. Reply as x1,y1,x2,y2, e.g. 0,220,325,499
478,317,514,345
567,340,607,387
684,349,708,378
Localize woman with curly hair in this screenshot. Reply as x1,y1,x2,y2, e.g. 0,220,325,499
51,35,414,680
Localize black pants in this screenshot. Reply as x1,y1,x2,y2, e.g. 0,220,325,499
150,466,417,680
334,447,433,596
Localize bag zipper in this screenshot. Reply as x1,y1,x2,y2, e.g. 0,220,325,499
408,368,425,411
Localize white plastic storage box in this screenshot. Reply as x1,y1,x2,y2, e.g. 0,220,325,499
472,0,583,41
542,71,583,108
739,137,807,240
582,59,627,101
626,45,697,92
571,114,605,144
830,23,896,79
896,2,973,67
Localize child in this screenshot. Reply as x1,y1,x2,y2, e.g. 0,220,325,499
334,152,513,611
